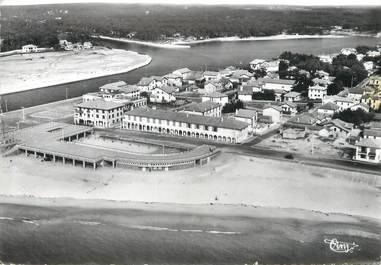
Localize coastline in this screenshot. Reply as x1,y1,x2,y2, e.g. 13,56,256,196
0,47,152,96
94,35,191,49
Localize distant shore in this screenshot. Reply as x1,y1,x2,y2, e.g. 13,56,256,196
0,47,152,95
95,35,191,49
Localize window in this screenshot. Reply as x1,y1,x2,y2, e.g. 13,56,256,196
213,127,218,132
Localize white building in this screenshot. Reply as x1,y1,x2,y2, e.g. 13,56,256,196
203,71,220,81
179,101,221,117
203,81,223,94
150,86,177,103
317,102,340,116
355,139,381,163
122,108,250,143
323,95,355,111
308,85,327,100
238,88,253,102
249,59,266,70
163,73,183,87
137,77,158,91
99,81,127,93
263,105,282,123
363,61,374,71
234,109,257,131
22,44,38,53
341,48,357,56
259,78,296,93
201,92,229,106
172,68,192,79
366,50,381,57
74,100,125,128
83,42,93,49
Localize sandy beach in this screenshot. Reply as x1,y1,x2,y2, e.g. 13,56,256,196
95,35,191,49
0,47,151,95
1,152,380,219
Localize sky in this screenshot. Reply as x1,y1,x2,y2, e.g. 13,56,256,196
1,0,380,6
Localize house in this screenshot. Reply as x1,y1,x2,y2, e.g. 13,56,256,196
262,105,282,123
184,71,204,85
137,77,157,91
203,81,223,94
322,96,355,111
279,102,297,115
179,101,221,117
341,48,357,56
237,88,253,102
326,119,354,139
287,113,317,128
363,61,374,71
318,55,333,64
354,138,381,163
312,78,332,87
317,102,340,116
202,92,229,106
258,60,282,72
119,85,141,99
163,73,183,87
243,79,263,93
234,109,257,131
99,81,127,93
220,77,233,90
83,42,93,49
229,70,253,84
203,71,220,81
122,108,250,143
22,44,38,53
259,78,296,93
362,94,380,111
308,85,327,100
350,102,370,113
150,86,177,103
82,92,103,102
366,50,381,57
73,43,83,51
172,68,192,79
283,91,301,102
74,100,125,128
249,59,266,70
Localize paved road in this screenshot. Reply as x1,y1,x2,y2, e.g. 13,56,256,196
97,128,381,175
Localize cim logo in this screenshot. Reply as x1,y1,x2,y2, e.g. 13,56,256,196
324,238,359,253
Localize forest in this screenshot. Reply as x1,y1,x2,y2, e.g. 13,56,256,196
1,4,381,52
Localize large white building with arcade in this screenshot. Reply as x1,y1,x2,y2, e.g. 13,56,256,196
122,108,250,143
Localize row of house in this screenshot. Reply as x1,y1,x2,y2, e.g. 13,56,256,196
59,40,93,51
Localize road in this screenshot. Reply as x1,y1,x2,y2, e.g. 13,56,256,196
98,127,381,176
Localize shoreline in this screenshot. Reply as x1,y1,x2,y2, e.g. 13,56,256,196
94,35,191,49
0,47,152,96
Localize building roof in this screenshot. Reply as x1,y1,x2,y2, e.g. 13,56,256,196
308,85,327,91
164,73,182,79
318,102,340,111
259,78,296,85
100,81,127,91
125,108,249,130
355,138,381,148
156,85,177,94
238,88,253,95
329,119,354,132
137,77,154,86
173,68,191,74
263,104,283,112
185,71,204,81
363,129,381,138
76,100,125,110
288,113,316,125
284,91,301,98
250,59,266,65
235,109,257,119
182,101,220,113
203,92,227,98
280,101,297,108
119,85,140,94
203,71,219,77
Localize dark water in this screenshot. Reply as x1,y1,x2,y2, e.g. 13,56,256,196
0,203,380,264
1,37,379,112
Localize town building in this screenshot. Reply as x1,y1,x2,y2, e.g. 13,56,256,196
283,91,301,102
203,71,220,81
74,100,125,128
184,71,204,85
99,81,127,93
237,88,253,102
355,138,381,163
308,85,328,100
279,102,297,115
322,96,356,111
260,78,296,93
122,108,250,143
262,105,282,123
201,92,229,106
172,68,192,79
326,119,354,139
317,102,340,116
203,80,223,94
83,42,93,49
150,86,177,103
234,109,257,131
163,73,183,87
249,59,266,70
340,48,357,56
179,101,221,117
22,44,38,53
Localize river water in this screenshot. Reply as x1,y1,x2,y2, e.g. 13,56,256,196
1,36,379,111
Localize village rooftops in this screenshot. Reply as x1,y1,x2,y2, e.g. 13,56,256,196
203,71,219,77
203,92,227,98
348,85,373,95
119,85,140,94
263,104,283,112
125,108,249,130
137,77,154,86
173,68,191,74
355,138,381,149
164,73,182,79
182,101,220,113
318,102,340,111
235,109,257,119
184,71,204,81
238,88,253,95
329,119,354,132
250,59,266,65
77,100,125,110
288,113,317,125
259,78,296,85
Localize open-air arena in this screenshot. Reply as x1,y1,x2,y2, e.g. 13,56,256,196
7,122,219,171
